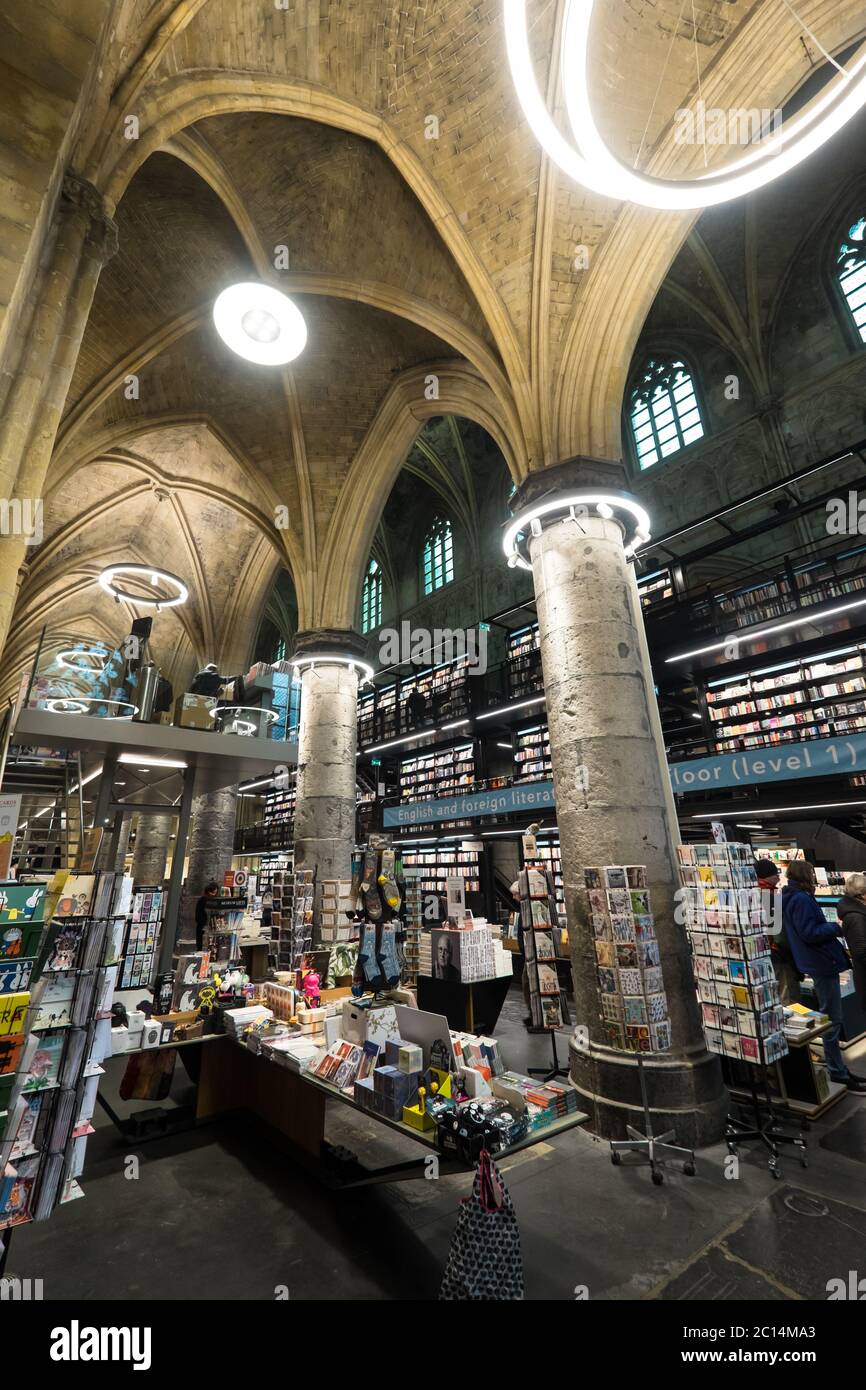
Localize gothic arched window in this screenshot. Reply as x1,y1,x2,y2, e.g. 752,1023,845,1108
629,359,704,470
422,516,454,594
837,216,866,343
360,557,382,633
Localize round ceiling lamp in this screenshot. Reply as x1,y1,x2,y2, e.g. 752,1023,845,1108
45,697,138,718
504,0,866,210
98,564,188,611
213,282,307,365
503,492,651,570
56,648,107,672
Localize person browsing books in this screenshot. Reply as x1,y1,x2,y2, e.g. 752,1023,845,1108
755,858,801,1005
781,859,866,1094
837,873,866,1014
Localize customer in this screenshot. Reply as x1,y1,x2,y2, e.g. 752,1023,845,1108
837,873,866,1013
755,858,800,1004
195,880,220,951
782,859,866,1093
190,663,237,698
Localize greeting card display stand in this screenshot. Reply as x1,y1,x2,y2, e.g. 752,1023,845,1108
586,863,695,1185
519,865,571,1034
724,1068,808,1177
677,841,807,1179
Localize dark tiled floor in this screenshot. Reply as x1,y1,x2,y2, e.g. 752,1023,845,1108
9,986,866,1300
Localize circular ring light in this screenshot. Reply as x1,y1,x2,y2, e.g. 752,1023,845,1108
213,282,307,365
504,0,866,209
503,492,651,571
99,564,188,610
45,697,139,719
217,706,279,738
56,648,107,672
291,653,375,686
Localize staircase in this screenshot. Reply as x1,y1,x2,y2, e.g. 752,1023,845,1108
0,742,85,871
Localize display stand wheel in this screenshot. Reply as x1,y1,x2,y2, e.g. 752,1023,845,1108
651,1169,664,1186
610,1150,621,1166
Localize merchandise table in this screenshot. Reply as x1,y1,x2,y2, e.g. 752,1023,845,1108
102,1027,589,1187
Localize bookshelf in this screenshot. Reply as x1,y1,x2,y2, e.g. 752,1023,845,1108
399,845,481,895
358,690,376,746
705,644,866,752
400,743,477,802
513,722,551,781
507,624,543,699
535,840,565,921
638,568,674,610
262,776,297,850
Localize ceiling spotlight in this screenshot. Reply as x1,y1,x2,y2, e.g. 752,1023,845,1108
213,282,307,365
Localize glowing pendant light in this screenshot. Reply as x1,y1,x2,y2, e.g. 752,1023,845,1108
504,0,866,210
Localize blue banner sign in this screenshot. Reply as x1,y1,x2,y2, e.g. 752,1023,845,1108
668,731,866,793
384,732,866,827
384,780,555,827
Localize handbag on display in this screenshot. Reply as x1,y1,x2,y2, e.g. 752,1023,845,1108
439,1149,525,1301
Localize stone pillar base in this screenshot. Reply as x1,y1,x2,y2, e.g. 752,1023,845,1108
569,1041,729,1149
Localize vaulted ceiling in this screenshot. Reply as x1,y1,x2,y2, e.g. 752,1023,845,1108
5,0,866,698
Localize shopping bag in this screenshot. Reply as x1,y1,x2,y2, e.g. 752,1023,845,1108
439,1149,524,1300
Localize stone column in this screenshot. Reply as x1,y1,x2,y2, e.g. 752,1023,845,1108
291,629,366,885
0,172,117,657
131,812,174,888
177,772,238,952
510,459,727,1147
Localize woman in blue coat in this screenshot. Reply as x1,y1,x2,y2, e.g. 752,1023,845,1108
782,859,866,1093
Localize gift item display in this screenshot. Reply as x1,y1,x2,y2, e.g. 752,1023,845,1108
201,885,246,965
318,879,358,945
0,871,121,1229
585,865,671,1054
354,843,405,993
676,843,788,1066
118,885,162,990
519,866,571,1030
420,919,513,983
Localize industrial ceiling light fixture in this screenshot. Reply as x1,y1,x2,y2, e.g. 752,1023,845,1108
503,492,651,570
98,564,188,610
213,282,307,365
504,0,866,209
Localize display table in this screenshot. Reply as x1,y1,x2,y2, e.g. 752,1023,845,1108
103,1024,589,1187
416,974,512,1033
